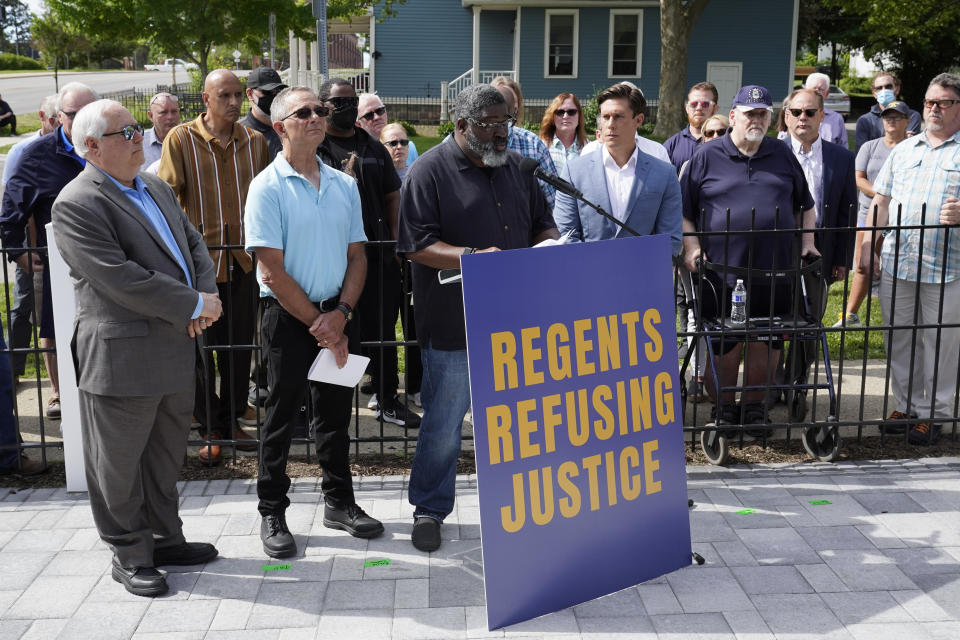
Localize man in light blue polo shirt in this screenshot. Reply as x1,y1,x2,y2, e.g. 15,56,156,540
245,86,384,559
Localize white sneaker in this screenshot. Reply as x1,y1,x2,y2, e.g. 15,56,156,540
367,393,378,410
411,392,421,408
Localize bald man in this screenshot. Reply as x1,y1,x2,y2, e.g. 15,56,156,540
159,69,270,464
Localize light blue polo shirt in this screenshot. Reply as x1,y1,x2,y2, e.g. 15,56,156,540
244,153,366,302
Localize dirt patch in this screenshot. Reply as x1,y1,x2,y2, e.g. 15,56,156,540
4,436,959,491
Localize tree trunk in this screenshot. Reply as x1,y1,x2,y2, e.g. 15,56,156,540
653,0,711,140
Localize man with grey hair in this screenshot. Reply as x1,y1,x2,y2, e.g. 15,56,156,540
52,99,221,596
804,72,849,147
142,92,181,169
356,92,419,164
860,72,960,446
396,84,558,552
245,86,382,557
0,81,98,421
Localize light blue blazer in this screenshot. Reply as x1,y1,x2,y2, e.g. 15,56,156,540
553,147,683,256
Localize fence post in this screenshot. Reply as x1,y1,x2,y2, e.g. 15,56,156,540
440,81,449,122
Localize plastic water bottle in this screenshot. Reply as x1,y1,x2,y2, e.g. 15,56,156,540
731,279,747,325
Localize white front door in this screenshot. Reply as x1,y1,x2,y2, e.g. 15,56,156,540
707,61,743,111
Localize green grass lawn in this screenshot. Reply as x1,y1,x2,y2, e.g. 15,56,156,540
0,112,42,153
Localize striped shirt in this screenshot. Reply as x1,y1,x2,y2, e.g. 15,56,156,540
158,114,270,282
873,129,960,283
547,134,580,176
508,125,557,209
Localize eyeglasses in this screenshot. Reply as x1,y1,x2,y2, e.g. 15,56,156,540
702,128,727,139
326,96,359,109
923,99,960,110
468,116,515,132
383,139,409,147
59,110,78,120
554,108,578,117
282,105,330,121
360,106,386,121
874,83,895,91
787,108,820,118
688,100,716,109
102,123,144,141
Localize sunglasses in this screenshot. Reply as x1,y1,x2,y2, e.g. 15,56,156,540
874,83,895,91
688,100,715,109
102,123,144,141
327,96,359,109
554,108,578,117
924,99,960,110
360,106,386,121
787,108,819,118
59,110,79,120
702,127,727,139
383,139,409,148
282,105,331,121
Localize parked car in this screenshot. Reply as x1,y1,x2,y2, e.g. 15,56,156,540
144,58,198,73
825,84,850,116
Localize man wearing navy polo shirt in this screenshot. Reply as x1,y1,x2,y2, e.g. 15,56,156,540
664,82,719,174
397,84,558,552
680,84,819,429
245,86,383,558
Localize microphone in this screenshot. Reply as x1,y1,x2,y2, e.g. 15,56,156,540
518,157,583,199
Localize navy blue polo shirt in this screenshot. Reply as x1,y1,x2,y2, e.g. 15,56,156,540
663,126,701,174
396,136,555,350
681,135,814,285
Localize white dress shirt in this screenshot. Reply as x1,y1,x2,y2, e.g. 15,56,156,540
601,144,638,223
790,135,824,224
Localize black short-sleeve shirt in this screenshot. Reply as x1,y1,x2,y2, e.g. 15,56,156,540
681,135,814,285
320,126,401,244
396,137,556,350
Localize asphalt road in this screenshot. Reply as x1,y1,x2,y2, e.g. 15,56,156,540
0,69,251,116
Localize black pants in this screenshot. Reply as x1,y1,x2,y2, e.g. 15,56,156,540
195,267,256,432
256,298,356,516
400,262,422,395
357,257,403,398
1,113,16,133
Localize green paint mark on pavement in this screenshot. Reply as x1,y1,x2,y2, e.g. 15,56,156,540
808,499,832,505
364,559,391,567
262,564,291,571
736,508,757,515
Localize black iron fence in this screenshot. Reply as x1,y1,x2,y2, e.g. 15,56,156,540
3,209,959,470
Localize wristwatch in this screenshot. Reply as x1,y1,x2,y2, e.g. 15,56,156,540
463,247,477,255
336,301,353,321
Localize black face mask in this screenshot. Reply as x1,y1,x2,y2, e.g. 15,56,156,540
330,106,359,130
255,93,276,116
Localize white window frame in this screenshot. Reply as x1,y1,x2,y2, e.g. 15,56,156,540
608,9,643,79
544,9,578,79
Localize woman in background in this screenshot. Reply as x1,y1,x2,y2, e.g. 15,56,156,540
539,93,588,175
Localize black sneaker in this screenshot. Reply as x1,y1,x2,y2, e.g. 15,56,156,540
261,514,296,558
411,516,442,552
908,422,941,446
707,402,738,427
376,395,421,429
741,402,767,438
323,503,384,539
882,410,915,435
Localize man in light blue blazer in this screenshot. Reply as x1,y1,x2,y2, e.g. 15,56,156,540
553,83,682,256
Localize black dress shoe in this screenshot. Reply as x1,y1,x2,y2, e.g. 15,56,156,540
261,513,297,558
411,516,442,552
111,557,168,597
323,503,384,539
153,541,218,566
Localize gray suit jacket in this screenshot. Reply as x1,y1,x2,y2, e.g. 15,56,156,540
553,147,683,256
52,163,217,397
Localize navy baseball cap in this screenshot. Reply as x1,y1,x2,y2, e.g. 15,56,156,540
881,100,910,117
732,85,773,112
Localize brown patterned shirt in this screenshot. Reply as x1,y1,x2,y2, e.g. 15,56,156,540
158,114,269,282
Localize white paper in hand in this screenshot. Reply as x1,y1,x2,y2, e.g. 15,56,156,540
307,349,370,387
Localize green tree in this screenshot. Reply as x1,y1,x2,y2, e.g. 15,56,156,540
822,0,960,107
797,0,866,83
1,0,32,56
31,11,77,90
652,0,711,140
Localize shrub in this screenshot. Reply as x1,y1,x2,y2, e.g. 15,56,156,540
839,75,874,96
394,120,417,136
437,121,455,137
0,53,43,71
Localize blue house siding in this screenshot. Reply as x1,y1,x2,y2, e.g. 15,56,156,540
373,3,473,97
372,1,795,103
479,10,515,71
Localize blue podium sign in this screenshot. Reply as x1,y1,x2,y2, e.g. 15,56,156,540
461,235,691,630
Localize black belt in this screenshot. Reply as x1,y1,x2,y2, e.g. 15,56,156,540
263,295,340,313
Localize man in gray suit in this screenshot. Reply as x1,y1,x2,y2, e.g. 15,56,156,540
52,100,223,597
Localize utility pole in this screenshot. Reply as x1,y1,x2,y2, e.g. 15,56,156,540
312,0,328,81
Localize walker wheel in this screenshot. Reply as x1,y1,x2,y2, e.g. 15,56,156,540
802,420,840,462
700,429,729,466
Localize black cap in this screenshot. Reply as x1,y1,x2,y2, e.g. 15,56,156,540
247,67,286,91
